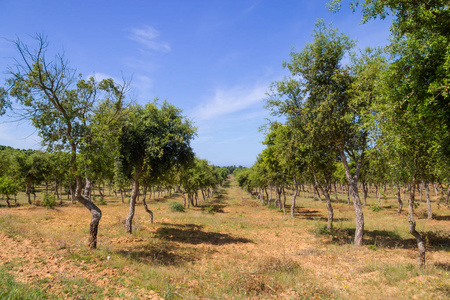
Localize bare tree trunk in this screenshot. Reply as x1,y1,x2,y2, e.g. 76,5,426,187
312,170,333,231
84,175,92,200
446,186,450,206
409,175,426,267
74,176,101,249
291,177,298,218
126,168,142,234
339,146,364,247
397,183,403,215
347,185,351,205
377,188,382,208
362,182,368,206
120,189,124,203
334,183,339,203
424,181,433,220
282,186,286,215
142,186,153,224
26,181,32,205
419,182,423,202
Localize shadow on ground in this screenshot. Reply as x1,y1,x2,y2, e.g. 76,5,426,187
156,223,253,245
114,243,196,266
324,227,450,250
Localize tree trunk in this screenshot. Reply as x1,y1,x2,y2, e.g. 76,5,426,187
339,146,364,247
397,183,403,215
84,174,92,200
362,182,368,206
377,188,382,208
282,187,286,215
334,183,339,203
291,177,298,218
433,183,439,197
120,189,125,203
126,168,142,234
419,182,423,202
74,176,102,249
312,170,333,231
142,186,153,224
424,181,433,220
446,186,450,206
409,175,426,267
26,181,32,205
347,185,351,205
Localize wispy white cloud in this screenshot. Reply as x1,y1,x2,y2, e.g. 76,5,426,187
128,25,171,53
86,72,119,83
131,75,153,100
192,84,268,121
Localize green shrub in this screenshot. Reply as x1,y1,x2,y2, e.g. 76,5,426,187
42,193,56,209
370,203,382,212
170,201,185,212
204,205,215,214
368,244,377,251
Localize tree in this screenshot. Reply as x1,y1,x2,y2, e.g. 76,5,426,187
5,35,124,249
118,101,195,233
267,21,382,245
13,150,50,205
0,176,19,207
331,0,449,266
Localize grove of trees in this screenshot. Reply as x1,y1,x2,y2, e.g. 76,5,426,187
0,1,448,269
0,35,229,249
237,0,449,267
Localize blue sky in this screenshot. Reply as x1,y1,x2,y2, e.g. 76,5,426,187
0,1,391,167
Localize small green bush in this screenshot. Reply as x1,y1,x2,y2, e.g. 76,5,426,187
368,244,377,251
42,193,56,209
170,201,185,212
204,205,215,214
370,203,382,212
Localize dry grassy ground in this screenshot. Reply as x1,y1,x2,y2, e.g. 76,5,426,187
0,176,449,299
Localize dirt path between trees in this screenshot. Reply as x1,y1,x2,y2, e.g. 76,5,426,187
0,231,162,299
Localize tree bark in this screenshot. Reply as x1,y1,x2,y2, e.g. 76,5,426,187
339,146,364,247
334,183,340,203
312,169,333,231
397,183,403,215
142,186,153,224
126,168,142,234
424,181,433,220
25,181,32,205
362,182,368,206
446,186,450,206
409,175,426,267
74,176,102,249
291,177,298,218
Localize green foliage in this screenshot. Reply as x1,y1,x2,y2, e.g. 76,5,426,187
42,193,56,209
0,87,10,116
313,223,330,236
367,244,378,251
169,201,185,212
370,203,382,212
0,176,19,199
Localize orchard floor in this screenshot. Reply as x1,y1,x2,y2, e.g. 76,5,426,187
0,177,449,299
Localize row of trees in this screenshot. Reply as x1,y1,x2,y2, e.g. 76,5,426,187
0,35,228,248
240,1,449,267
